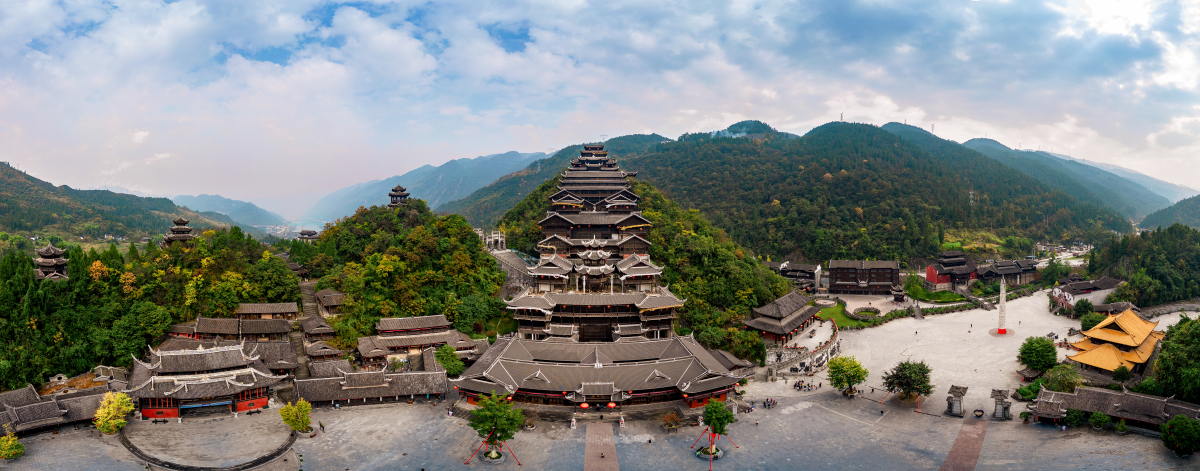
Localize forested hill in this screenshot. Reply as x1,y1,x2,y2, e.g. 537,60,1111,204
1090,224,1200,308
619,122,1129,263
173,194,287,226
496,175,788,360
955,136,1170,220
436,134,668,227
0,162,235,238
1140,195,1200,229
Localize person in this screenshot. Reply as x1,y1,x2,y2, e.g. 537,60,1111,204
880,410,884,415
756,420,759,425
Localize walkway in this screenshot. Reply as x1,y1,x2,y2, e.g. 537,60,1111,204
291,280,317,379
939,419,988,471
585,423,620,471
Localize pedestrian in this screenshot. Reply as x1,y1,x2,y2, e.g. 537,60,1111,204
915,331,918,335
756,420,759,426
880,410,884,415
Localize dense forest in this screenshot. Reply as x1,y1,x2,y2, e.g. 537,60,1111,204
0,227,299,391
437,134,668,227
961,138,1169,220
1088,224,1200,307
1140,194,1200,230
284,200,507,349
496,176,789,361
0,162,236,239
617,122,1127,263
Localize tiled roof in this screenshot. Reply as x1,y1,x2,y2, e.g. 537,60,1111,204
241,319,293,335
375,315,451,332
248,341,298,370
1080,309,1158,347
1032,386,1200,425
300,316,336,335
195,317,240,335
752,291,813,319
236,303,299,314
828,260,899,270
306,341,343,357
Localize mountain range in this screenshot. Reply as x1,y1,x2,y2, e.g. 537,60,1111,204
172,194,287,227
1140,195,1200,229
0,162,236,239
1050,154,1198,203
303,151,547,224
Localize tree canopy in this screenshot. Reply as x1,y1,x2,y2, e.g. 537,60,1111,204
468,393,525,457
280,399,312,433
827,356,869,392
1153,315,1200,403
1043,364,1083,393
1161,414,1200,457
1018,336,1058,372
882,360,934,399
1091,224,1200,307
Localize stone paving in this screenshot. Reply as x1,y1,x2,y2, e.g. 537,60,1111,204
123,407,292,467
584,423,619,471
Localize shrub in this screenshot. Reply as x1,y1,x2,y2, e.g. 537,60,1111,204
0,424,23,460
436,344,465,376
93,392,135,435
1016,379,1047,400
1133,377,1162,396
1112,365,1132,382
1080,312,1107,331
1044,364,1083,393
1161,414,1200,456
1116,419,1128,433
1090,411,1111,429
1065,409,1088,427
1019,411,1031,421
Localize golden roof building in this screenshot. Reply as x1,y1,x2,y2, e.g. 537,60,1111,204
1068,309,1164,374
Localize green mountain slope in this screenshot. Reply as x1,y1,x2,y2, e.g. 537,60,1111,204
173,194,287,226
496,174,787,361
952,138,1110,211
436,134,668,227
0,162,234,238
956,137,1170,220
304,151,546,224
617,122,1128,263
1140,195,1200,229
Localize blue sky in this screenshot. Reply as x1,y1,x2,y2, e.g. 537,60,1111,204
0,0,1197,217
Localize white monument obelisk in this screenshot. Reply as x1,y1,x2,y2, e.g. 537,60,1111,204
997,276,1007,334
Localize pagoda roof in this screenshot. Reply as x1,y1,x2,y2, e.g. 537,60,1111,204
172,217,190,225
35,243,66,258
391,185,408,191
1079,309,1158,347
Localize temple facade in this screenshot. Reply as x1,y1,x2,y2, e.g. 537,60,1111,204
1067,309,1164,375
33,242,69,281
387,185,410,208
163,217,195,247
125,341,287,418
508,143,681,342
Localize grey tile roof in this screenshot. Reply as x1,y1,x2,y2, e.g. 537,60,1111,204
123,358,286,400
0,385,42,409
309,360,354,378
169,323,196,334
148,343,255,373
316,289,346,307
305,341,343,357
241,319,293,335
1032,386,1200,425
375,315,451,332
247,341,298,370
195,317,240,335
358,330,459,357
294,370,448,402
752,291,812,319
829,260,899,270
236,303,299,314
301,316,336,334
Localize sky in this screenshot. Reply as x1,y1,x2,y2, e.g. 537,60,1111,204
1,0,1198,218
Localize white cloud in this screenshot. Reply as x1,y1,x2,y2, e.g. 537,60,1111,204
131,130,149,143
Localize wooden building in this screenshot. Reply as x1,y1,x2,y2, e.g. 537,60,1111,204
316,289,346,315
925,251,976,292
828,260,900,295
975,259,1037,285
125,341,286,418
179,316,292,342
236,302,299,320
162,217,195,248
0,382,120,434
452,335,750,409
764,261,820,290
306,341,344,363
743,291,820,345
387,185,410,208
300,315,336,341
1031,386,1200,429
1051,277,1123,312
297,230,319,242
33,242,69,282
356,315,461,367
1067,309,1164,375
294,355,448,406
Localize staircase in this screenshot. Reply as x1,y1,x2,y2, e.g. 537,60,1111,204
290,281,317,379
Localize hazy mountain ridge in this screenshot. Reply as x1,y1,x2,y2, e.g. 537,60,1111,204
172,194,287,226
304,151,546,224
958,137,1170,220
0,162,236,238
1049,153,1199,203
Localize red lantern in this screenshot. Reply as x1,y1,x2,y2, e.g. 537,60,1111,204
608,402,616,408
580,403,590,409
682,393,688,398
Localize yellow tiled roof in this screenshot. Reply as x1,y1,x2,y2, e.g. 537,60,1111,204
1071,338,1099,351
1068,343,1136,371
1081,309,1159,347
1122,331,1165,364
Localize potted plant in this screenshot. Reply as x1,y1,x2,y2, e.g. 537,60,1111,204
1090,412,1111,431
1160,414,1200,458
1020,411,1031,424
0,424,23,462
1115,419,1129,436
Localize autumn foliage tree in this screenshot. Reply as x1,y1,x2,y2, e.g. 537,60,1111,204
93,392,135,435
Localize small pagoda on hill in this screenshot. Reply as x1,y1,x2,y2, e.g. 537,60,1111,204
163,217,195,247
33,242,69,281
388,185,410,208
298,230,319,242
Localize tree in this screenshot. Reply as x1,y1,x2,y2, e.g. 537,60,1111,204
1161,414,1200,457
1112,365,1132,382
881,360,934,400
1080,312,1107,331
1064,409,1087,426
279,399,313,433
1073,299,1094,319
93,392,135,435
827,356,869,393
1155,315,1200,403
1043,364,1083,393
468,393,525,460
435,344,465,376
702,400,735,456
126,241,140,263
1017,336,1058,372
0,424,23,460
1089,411,1111,429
